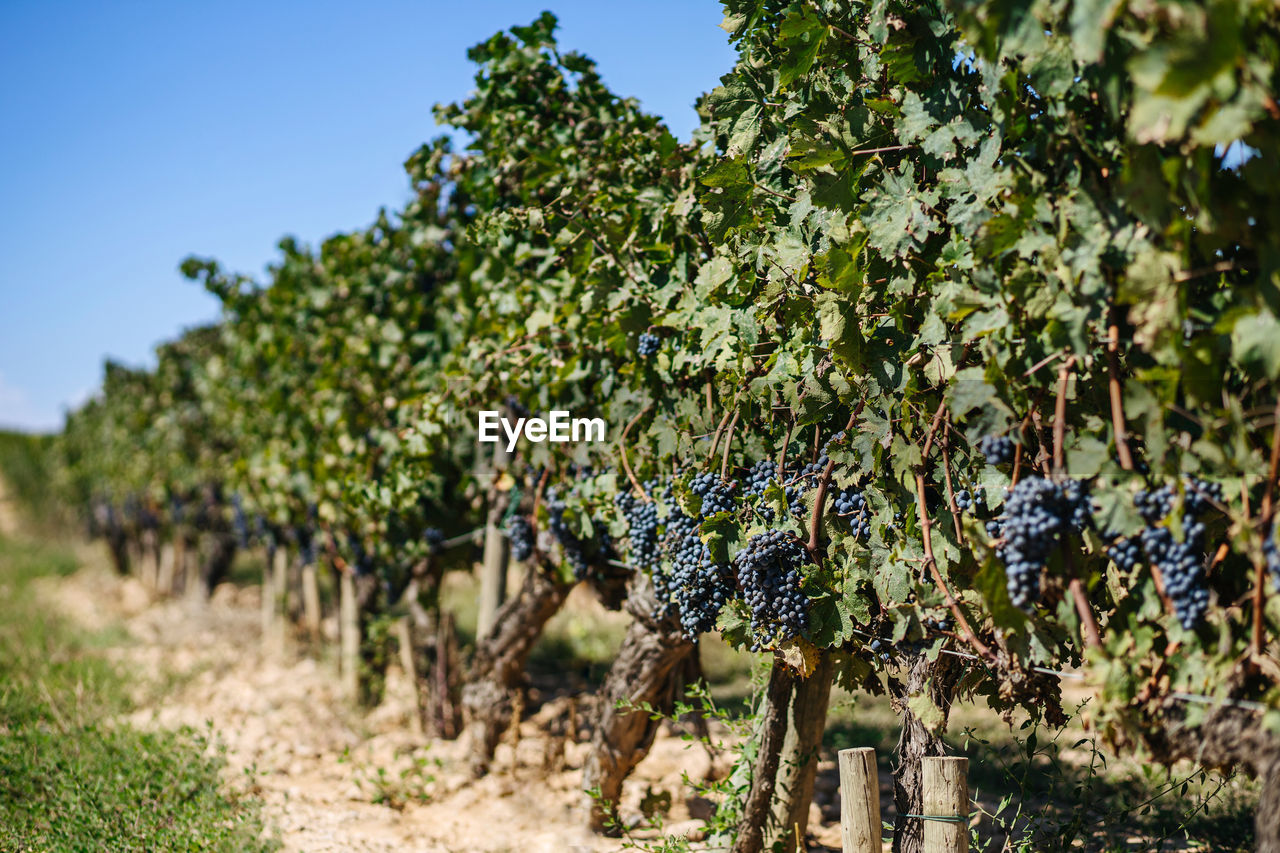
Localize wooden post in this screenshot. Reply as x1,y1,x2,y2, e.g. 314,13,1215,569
839,748,881,853
921,756,968,853
396,618,423,735
142,530,160,590
340,570,359,700
301,562,322,642
477,440,510,638
153,537,171,591
183,538,202,600
158,537,179,595
272,545,289,622
261,547,276,647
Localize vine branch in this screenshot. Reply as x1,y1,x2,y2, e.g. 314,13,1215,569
806,404,864,555
1052,355,1076,477
915,376,995,664
1107,316,1134,471
720,404,742,480
1064,550,1102,650
618,406,652,503
940,421,966,547
777,406,795,481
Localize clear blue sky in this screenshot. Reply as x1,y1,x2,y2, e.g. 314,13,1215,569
0,1,737,432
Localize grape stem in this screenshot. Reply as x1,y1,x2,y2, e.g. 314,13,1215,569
618,406,652,503
720,404,742,480
1010,414,1032,487
1063,551,1102,650
1107,314,1135,471
1052,355,1076,476
530,466,551,526
707,391,742,468
1149,561,1176,617
805,403,865,555
916,391,996,664
940,422,966,547
1022,349,1065,378
776,406,795,482
1029,406,1053,476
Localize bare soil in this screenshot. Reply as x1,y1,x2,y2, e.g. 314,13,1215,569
38,545,769,853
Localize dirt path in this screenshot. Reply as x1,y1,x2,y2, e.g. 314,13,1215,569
41,547,742,853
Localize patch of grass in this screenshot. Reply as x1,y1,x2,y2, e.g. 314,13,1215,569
0,536,276,852
0,430,66,534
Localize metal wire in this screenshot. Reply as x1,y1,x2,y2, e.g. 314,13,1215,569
487,546,1274,716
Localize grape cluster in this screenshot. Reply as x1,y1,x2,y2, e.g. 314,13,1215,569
834,487,870,539
1266,520,1280,593
646,474,736,640
347,532,373,576
254,514,272,548
616,483,660,572
424,527,445,555
665,522,731,637
744,459,777,498
733,529,811,649
691,472,736,516
923,615,951,633
654,507,718,636
988,476,1092,610
1134,479,1222,630
506,515,534,561
298,527,317,565
637,332,660,357
503,394,530,420
979,435,1016,466
546,488,591,579
1105,535,1141,572
743,458,793,522
955,489,972,511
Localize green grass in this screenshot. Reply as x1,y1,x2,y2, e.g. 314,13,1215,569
0,536,277,852
0,430,64,533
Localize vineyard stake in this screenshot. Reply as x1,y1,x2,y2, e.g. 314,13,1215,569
269,545,288,650
301,561,322,642
395,618,422,736
838,747,880,853
159,535,180,595
260,546,275,648
154,539,171,593
478,440,510,638
921,756,968,853
339,570,359,700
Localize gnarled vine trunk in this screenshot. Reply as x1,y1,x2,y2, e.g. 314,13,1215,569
582,576,695,832
106,527,131,576
1140,701,1280,853
767,650,834,850
890,652,962,853
732,650,835,853
195,530,236,598
404,560,463,739
461,552,573,776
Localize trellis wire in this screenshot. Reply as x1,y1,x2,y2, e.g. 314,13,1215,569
467,537,1274,716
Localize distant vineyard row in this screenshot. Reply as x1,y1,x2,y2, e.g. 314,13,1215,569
51,2,1280,850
